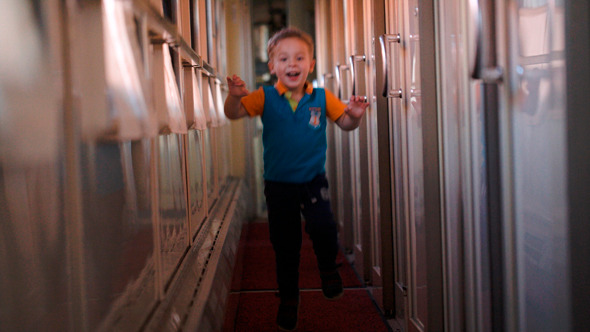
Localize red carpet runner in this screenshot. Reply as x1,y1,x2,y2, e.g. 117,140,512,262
223,220,392,331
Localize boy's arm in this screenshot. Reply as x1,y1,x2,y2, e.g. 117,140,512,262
335,96,369,131
224,75,250,119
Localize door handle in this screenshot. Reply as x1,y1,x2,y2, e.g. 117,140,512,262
323,72,334,90
468,0,483,79
379,34,403,98
469,0,503,83
335,64,350,100
349,54,366,96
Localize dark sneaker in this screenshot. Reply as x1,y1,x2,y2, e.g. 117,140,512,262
277,297,299,331
320,270,343,300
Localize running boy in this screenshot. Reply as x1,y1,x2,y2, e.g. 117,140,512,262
224,27,368,331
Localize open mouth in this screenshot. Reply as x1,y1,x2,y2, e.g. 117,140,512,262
286,72,300,79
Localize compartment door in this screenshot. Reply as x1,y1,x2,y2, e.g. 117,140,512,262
382,0,412,326
498,0,569,330
401,0,429,329
382,0,434,329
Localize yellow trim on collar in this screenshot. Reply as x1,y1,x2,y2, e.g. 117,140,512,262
275,80,314,95
284,91,298,112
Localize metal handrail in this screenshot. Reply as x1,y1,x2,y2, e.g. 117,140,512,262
130,0,220,79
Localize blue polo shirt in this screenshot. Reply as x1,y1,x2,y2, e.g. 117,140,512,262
241,82,346,183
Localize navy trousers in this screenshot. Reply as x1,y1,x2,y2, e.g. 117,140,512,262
264,173,339,300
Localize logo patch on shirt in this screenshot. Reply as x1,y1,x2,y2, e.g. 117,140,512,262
309,107,321,129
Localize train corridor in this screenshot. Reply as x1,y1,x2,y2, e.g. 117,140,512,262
222,219,393,332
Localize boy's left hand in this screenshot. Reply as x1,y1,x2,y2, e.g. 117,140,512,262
346,96,369,119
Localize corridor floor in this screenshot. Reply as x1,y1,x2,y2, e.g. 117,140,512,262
223,219,393,331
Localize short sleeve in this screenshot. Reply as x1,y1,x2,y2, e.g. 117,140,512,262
241,87,265,116
324,88,347,121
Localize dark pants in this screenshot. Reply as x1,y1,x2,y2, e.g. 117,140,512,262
264,173,339,300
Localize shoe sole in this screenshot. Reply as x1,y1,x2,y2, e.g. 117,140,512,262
277,316,298,331
278,324,298,331
323,290,344,301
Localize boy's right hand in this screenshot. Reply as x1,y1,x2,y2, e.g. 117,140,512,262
227,75,249,98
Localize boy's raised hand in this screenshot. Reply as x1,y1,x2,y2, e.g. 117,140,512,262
227,74,249,98
336,95,369,130
347,96,369,119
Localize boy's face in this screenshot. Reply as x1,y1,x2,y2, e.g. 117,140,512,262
268,37,315,92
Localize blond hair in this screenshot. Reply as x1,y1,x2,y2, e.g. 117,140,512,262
267,27,314,60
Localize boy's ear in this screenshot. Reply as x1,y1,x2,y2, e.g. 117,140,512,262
309,59,316,73
268,61,275,74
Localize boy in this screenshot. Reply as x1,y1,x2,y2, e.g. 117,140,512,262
224,27,368,331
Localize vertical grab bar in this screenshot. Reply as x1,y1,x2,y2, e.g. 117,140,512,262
469,0,503,83
323,72,335,95
379,34,403,98
349,55,366,96
468,0,483,79
323,72,334,89
334,65,341,98
335,64,349,100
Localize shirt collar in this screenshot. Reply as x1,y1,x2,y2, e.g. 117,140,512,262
275,80,314,96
